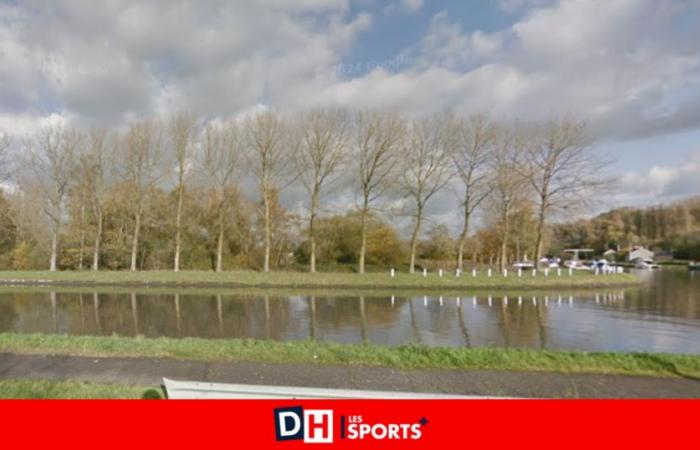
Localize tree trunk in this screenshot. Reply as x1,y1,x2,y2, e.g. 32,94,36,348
216,203,224,272
92,208,102,271
500,213,510,273
534,199,547,268
78,203,85,270
457,209,471,272
308,189,319,273
358,196,369,274
130,211,141,271
174,182,184,272
263,187,271,273
49,225,59,272
408,207,423,274
309,222,316,273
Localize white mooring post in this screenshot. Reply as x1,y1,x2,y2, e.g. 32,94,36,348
487,268,492,278
503,269,508,277
390,268,395,278
391,295,395,306
557,268,562,277
456,268,461,277
438,268,443,277
423,268,427,277
568,268,573,276
423,296,428,306
532,269,537,277
518,268,522,278
503,296,508,306
439,296,444,306
544,268,549,277
472,269,477,278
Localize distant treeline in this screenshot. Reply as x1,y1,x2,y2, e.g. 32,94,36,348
551,197,700,260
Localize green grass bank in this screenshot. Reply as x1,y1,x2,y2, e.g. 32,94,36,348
1,333,697,379
0,378,154,399
0,270,641,291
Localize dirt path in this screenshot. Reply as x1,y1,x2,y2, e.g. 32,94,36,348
1,352,699,398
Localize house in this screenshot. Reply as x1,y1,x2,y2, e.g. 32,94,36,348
628,246,654,262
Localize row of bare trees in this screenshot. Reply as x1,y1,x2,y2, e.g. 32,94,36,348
1,109,607,273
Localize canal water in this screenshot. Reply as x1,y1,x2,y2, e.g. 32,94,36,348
0,269,698,354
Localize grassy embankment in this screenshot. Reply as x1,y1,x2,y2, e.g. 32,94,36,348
1,333,698,380
0,269,641,290
0,378,155,399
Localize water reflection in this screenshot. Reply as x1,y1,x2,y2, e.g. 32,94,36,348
0,270,698,354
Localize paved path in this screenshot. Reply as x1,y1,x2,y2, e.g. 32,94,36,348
1,352,699,398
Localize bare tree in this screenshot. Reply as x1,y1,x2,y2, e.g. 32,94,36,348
244,110,295,273
200,119,241,272
123,121,164,271
452,114,495,271
78,128,115,271
353,111,404,273
23,126,81,271
296,108,348,273
168,113,197,272
490,125,528,272
399,114,456,273
524,118,607,266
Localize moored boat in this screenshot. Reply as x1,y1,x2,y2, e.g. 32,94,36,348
635,258,661,270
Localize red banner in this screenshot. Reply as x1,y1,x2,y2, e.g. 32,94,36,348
1,400,696,448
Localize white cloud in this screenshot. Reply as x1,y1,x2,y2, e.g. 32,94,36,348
384,0,424,15
317,0,700,142
401,0,424,13
617,151,700,206
0,112,72,138
0,0,369,129
497,0,554,14
413,12,505,71
2,0,698,143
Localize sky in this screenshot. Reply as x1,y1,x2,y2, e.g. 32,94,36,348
1,0,700,225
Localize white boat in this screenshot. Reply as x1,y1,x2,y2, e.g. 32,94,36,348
635,258,661,270
540,257,561,268
562,249,594,271
564,260,592,271
161,378,488,399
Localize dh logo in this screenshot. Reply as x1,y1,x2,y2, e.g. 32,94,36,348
274,406,333,444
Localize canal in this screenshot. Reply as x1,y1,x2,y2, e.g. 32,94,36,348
0,269,698,354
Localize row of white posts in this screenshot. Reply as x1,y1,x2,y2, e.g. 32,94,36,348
389,266,624,278
388,292,625,307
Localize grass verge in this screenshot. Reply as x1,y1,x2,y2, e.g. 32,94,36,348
1,333,697,379
0,378,155,399
0,270,641,291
